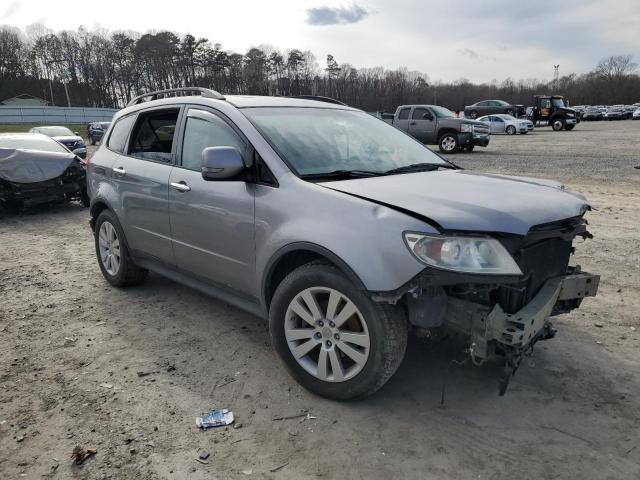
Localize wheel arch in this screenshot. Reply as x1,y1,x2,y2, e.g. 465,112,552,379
89,197,113,231
437,127,458,140
262,242,366,312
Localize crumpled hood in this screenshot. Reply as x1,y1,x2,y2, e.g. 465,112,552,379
0,148,76,183
320,170,589,236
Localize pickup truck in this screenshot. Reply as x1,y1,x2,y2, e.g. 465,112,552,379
392,105,490,153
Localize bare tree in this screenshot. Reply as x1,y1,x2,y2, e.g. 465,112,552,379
1,26,638,110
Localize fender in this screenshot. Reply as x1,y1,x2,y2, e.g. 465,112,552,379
261,241,367,309
89,195,114,230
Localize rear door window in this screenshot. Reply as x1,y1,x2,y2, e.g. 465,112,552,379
107,115,136,154
397,108,410,120
128,109,180,163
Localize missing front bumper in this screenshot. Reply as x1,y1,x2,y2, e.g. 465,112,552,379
442,269,598,395
445,270,599,362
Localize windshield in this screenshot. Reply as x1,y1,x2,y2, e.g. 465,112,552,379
430,106,455,118
551,98,565,108
34,126,74,137
0,134,69,153
244,107,449,176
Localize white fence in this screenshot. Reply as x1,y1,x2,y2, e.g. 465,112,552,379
0,106,118,124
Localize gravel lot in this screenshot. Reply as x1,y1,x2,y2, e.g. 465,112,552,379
1,120,639,479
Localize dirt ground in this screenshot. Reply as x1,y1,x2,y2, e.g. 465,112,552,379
1,120,639,480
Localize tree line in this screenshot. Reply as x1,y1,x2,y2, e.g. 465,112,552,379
0,25,638,112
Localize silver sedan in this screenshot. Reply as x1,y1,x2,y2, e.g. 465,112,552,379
478,114,533,134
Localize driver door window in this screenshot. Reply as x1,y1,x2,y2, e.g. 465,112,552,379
181,110,246,171
411,108,431,120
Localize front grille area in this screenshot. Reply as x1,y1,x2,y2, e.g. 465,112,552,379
495,217,587,313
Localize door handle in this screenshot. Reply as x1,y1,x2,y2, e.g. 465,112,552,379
170,181,191,192
409,121,416,125
112,166,126,175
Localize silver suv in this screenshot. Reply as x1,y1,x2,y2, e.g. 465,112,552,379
88,88,599,399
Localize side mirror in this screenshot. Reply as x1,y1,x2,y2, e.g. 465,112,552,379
201,146,245,181
74,131,79,135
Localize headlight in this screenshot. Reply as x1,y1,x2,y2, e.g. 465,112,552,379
403,233,522,275
460,124,474,133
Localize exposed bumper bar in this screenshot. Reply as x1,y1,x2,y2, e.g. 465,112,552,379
445,270,599,362
486,271,599,349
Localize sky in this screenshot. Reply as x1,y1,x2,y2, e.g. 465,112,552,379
2,0,639,83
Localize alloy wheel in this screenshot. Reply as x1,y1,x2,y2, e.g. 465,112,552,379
98,221,121,276
441,136,456,152
284,287,370,382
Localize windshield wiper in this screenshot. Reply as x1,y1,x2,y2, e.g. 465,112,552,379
299,169,385,181
384,163,457,175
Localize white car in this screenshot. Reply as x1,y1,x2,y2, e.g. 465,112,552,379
477,114,533,135
633,108,640,120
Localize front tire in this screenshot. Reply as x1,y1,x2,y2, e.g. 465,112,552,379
94,209,148,287
438,133,459,153
269,262,408,400
506,125,516,135
552,118,566,131
565,124,575,131
468,110,478,119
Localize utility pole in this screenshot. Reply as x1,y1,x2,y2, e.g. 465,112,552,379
553,64,560,87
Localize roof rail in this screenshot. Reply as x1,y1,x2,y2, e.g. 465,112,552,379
127,87,225,107
291,95,347,106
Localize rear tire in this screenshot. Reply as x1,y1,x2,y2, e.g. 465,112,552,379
506,109,515,116
438,133,459,153
94,209,148,288
269,261,408,400
90,137,96,146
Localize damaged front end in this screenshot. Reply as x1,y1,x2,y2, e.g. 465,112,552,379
374,216,600,395
0,147,87,209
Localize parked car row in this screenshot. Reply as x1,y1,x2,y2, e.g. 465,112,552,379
577,104,639,121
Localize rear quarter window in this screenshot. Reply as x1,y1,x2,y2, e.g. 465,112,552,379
107,115,136,153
